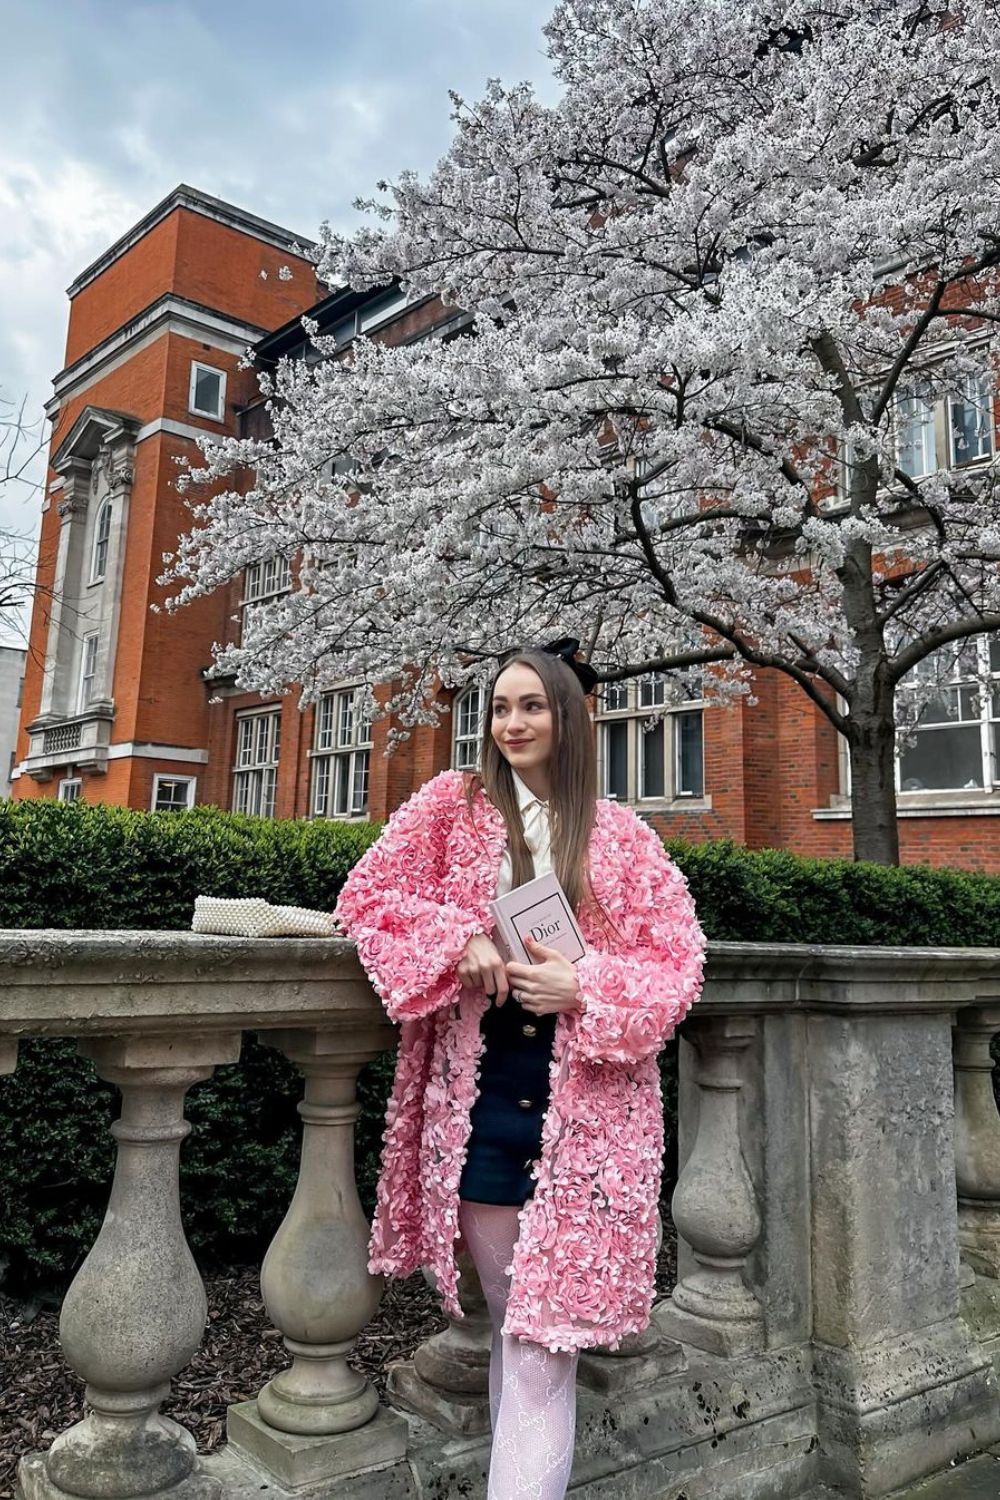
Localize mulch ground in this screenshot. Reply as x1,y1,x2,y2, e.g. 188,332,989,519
0,1223,677,1500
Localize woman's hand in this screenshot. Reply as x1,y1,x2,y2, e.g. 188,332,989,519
506,936,583,1016
457,934,510,1003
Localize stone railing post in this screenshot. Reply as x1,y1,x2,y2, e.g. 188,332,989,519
1,1037,16,1073
17,1031,241,1500
807,1002,1000,1495
954,1006,1000,1281
226,1026,407,1491
656,1014,765,1355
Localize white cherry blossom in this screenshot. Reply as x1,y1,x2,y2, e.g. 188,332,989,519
160,0,1000,862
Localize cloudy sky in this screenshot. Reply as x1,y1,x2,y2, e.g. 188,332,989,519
0,0,557,645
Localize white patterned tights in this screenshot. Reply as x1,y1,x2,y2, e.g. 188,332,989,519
458,1199,579,1500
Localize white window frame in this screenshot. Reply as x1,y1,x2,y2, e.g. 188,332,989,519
58,777,82,803
240,556,292,644
891,371,995,481
452,684,484,771
90,497,112,583
837,364,996,505
893,383,938,479
894,635,1000,797
835,634,1000,807
188,361,227,421
232,707,281,818
947,373,995,468
310,686,373,820
151,774,196,812
78,633,99,713
595,675,707,805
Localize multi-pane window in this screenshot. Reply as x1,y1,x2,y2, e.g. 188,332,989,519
152,776,195,812
948,376,994,467
58,778,82,803
91,498,111,582
894,373,995,479
452,684,484,770
596,675,705,802
241,556,292,642
311,687,372,819
78,633,99,712
896,635,1000,793
188,362,226,421
232,709,281,818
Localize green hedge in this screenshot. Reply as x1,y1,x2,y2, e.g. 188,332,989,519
666,837,1000,947
2,797,999,1297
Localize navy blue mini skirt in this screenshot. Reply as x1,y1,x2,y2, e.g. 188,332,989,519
458,993,558,1206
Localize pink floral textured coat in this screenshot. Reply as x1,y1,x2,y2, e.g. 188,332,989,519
334,769,706,1354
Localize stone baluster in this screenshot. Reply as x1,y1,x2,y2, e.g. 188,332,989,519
656,1015,765,1355
0,1036,16,1073
386,1247,492,1435
17,1031,241,1500
227,1027,407,1492
954,1005,1000,1283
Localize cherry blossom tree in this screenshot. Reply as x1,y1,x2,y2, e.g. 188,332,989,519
161,0,1000,864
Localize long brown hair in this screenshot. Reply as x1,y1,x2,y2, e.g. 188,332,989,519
465,648,599,915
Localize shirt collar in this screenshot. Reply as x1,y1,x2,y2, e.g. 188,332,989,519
511,769,548,813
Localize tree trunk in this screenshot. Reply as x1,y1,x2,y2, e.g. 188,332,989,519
847,690,900,865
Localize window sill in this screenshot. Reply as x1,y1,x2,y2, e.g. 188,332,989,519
616,795,713,814
815,794,1000,820
308,811,370,823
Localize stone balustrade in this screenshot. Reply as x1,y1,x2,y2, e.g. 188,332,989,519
3,932,1000,1499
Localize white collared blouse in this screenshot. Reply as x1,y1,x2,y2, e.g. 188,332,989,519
495,769,553,897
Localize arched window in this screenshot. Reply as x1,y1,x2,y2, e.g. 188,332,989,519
91,498,112,581
452,684,484,771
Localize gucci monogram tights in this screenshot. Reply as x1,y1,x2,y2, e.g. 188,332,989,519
458,1199,579,1499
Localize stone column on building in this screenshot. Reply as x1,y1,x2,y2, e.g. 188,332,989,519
94,439,136,716
37,456,92,721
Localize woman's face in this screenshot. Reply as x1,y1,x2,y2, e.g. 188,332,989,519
490,663,554,776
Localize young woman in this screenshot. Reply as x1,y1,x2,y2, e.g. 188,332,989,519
335,639,706,1500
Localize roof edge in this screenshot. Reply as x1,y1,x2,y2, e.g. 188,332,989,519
68,185,317,300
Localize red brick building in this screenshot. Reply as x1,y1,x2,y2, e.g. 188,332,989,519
12,187,1000,872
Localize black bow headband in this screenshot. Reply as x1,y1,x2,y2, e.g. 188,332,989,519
496,636,598,693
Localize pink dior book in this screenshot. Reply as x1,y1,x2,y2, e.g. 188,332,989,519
488,869,587,966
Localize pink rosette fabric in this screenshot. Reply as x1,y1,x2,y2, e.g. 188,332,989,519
335,770,708,1353
571,803,706,1065
334,770,487,1022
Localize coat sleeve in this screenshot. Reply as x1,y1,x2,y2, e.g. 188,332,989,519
333,770,486,1023
571,807,706,1065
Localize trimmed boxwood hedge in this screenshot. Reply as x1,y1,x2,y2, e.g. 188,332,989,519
1,796,999,1297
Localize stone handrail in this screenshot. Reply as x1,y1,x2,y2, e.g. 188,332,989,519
3,931,1000,1500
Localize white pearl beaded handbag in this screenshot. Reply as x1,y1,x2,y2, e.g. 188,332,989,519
191,894,339,938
